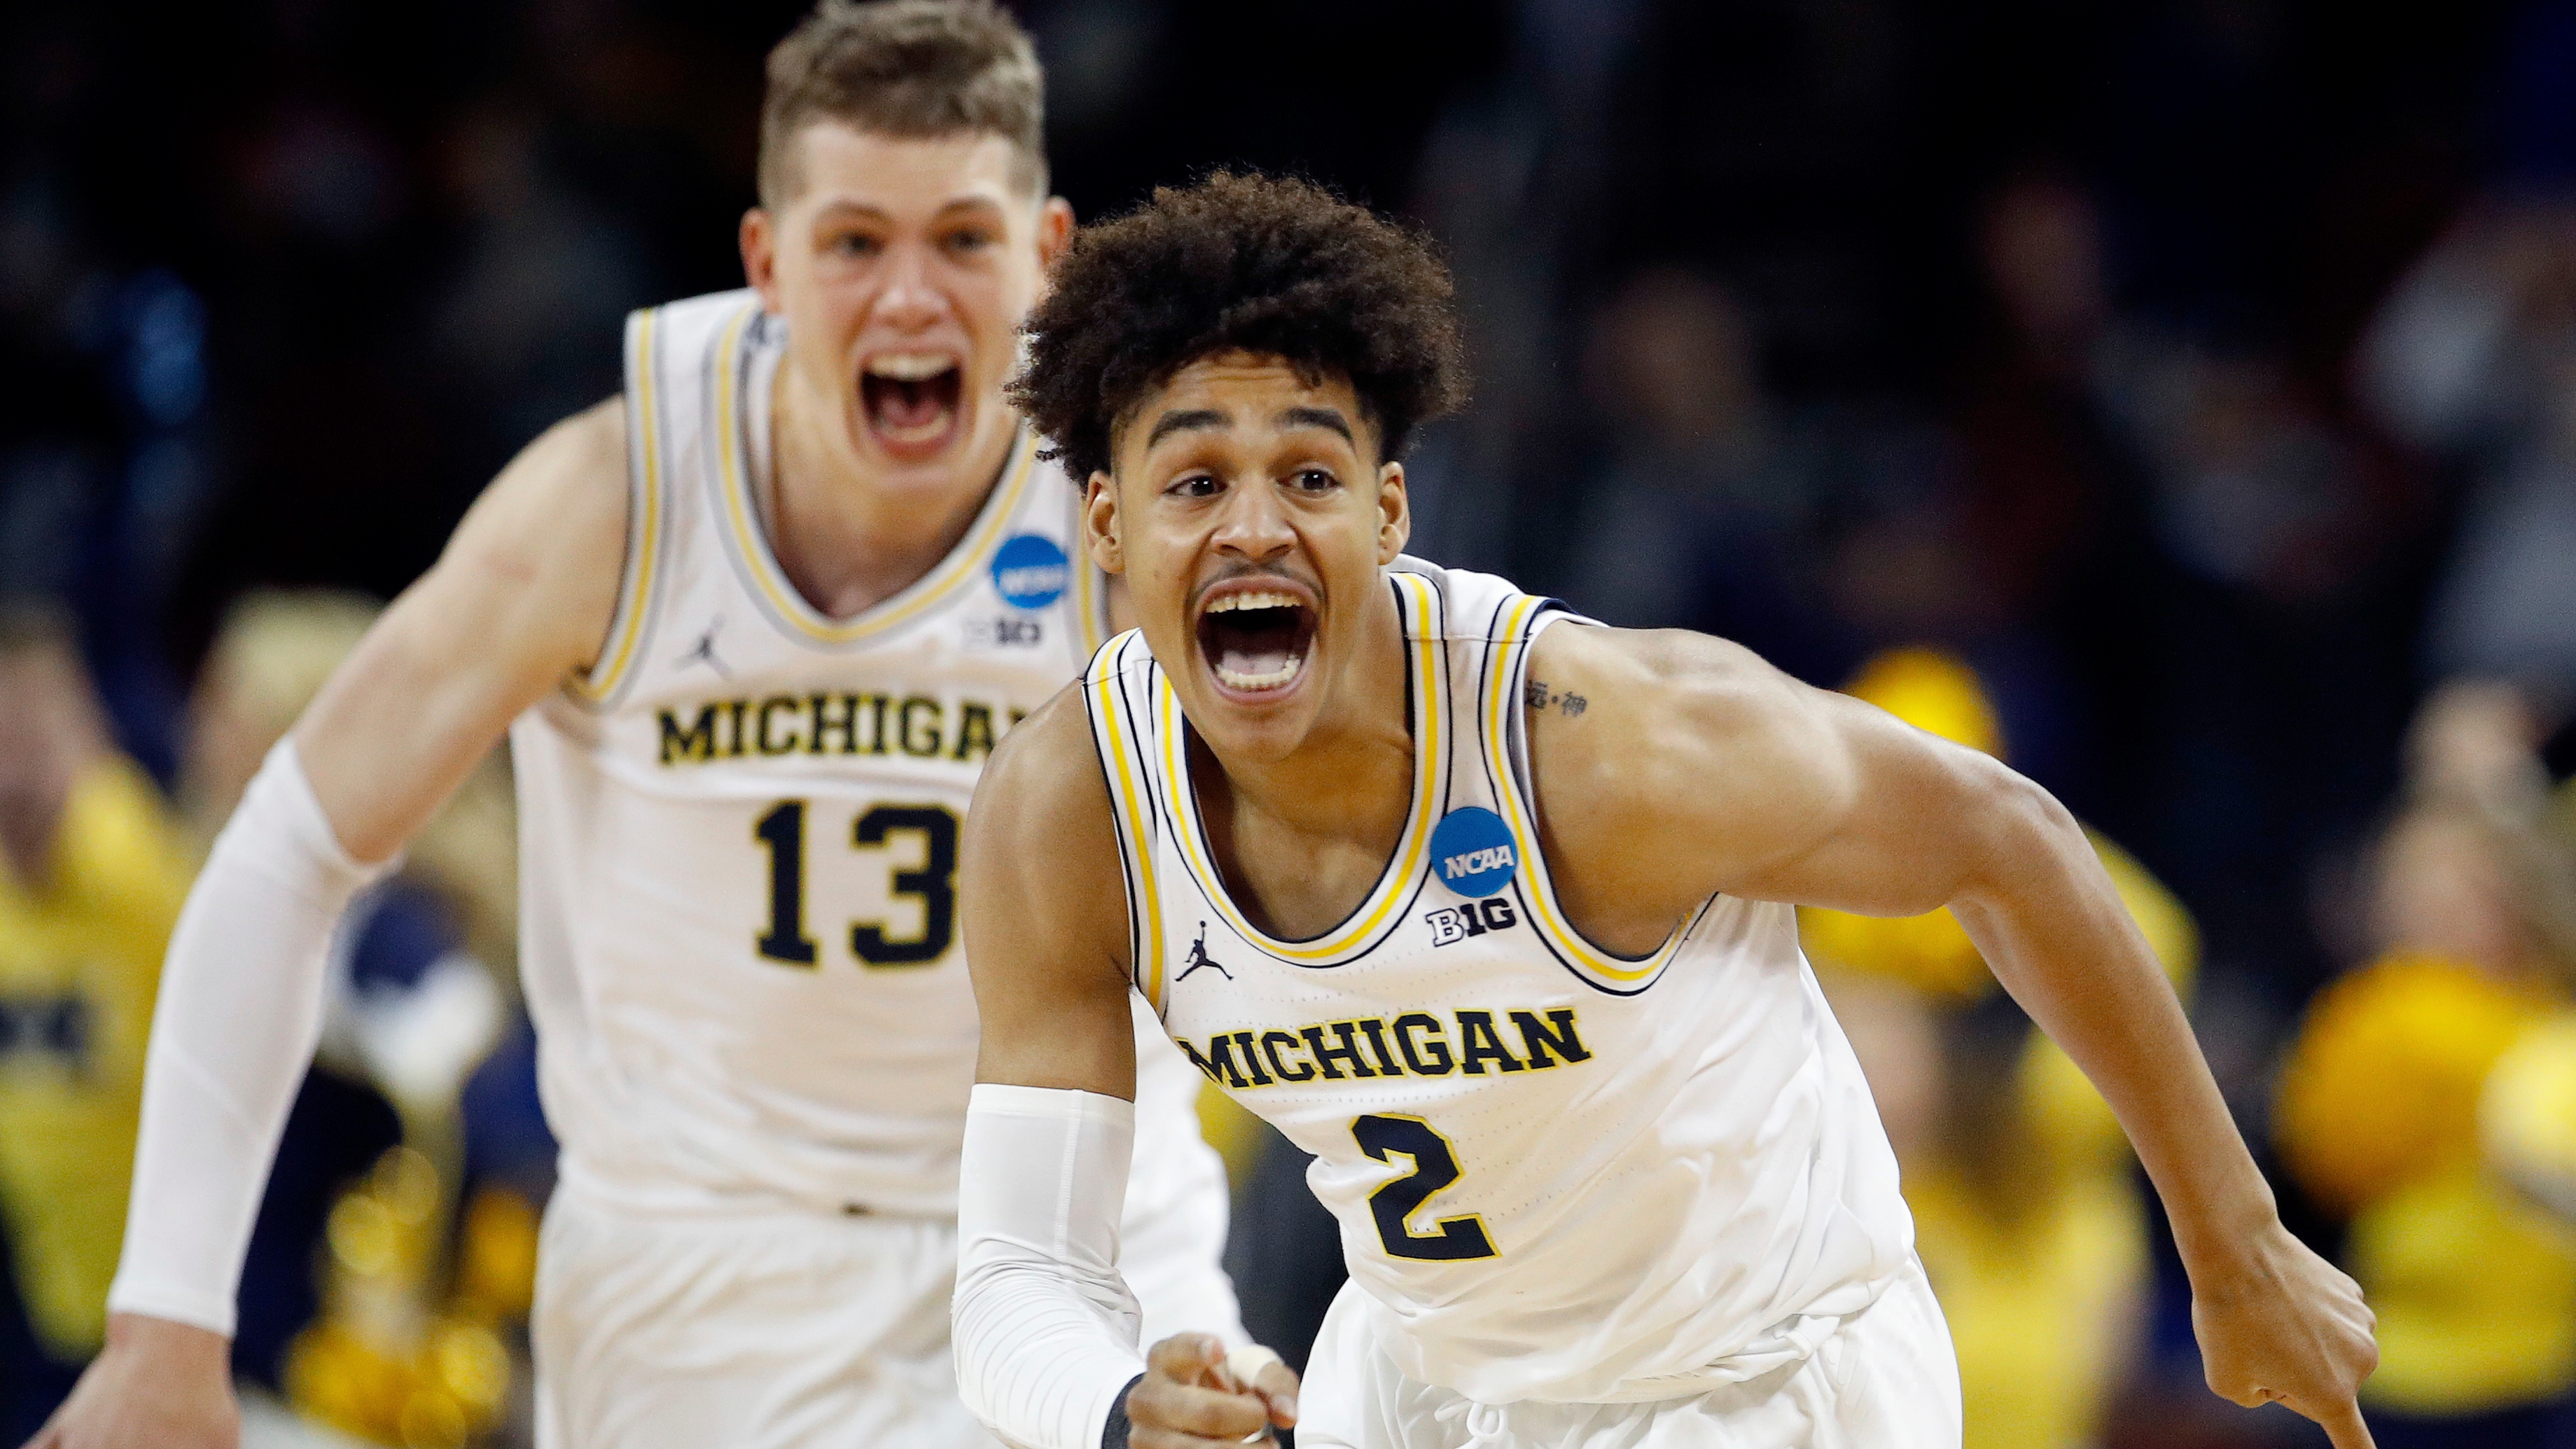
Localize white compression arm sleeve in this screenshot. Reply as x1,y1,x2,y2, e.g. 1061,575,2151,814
108,740,392,1335
1119,992,1246,1350
954,1084,1153,1449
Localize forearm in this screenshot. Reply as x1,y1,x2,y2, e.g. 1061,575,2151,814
109,742,391,1333
1948,785,2274,1259
1120,997,1246,1350
954,1084,1150,1449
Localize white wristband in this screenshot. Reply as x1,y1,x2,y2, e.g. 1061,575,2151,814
107,740,390,1336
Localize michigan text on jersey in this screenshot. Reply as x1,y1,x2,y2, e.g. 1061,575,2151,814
655,693,1028,765
1177,1008,1592,1090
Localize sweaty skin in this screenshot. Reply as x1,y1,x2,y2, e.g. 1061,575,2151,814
962,354,2380,1449
31,125,1071,1449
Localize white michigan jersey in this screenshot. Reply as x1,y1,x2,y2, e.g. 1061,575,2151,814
1084,560,1916,1405
510,289,1220,1237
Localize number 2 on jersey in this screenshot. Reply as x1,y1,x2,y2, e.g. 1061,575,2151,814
752,800,958,969
1353,1114,1497,1261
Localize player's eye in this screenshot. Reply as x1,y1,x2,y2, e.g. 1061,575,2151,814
942,228,996,256
1169,473,1221,499
828,233,882,258
1290,468,1339,492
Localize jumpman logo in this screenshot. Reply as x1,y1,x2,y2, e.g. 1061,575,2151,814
675,617,731,679
1175,923,1231,984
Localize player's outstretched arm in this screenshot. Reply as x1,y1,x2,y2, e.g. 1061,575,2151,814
954,694,1297,1449
30,401,629,1449
1524,623,2379,1449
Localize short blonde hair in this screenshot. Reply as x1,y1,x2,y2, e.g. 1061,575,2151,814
758,0,1047,209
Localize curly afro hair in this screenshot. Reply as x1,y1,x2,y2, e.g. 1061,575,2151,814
1011,172,1468,484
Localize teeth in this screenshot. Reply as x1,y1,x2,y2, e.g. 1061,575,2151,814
1205,590,1302,614
878,415,951,444
865,352,958,381
1215,655,1304,691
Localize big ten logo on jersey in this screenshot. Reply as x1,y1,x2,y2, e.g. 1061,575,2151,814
963,614,1045,650
655,691,1027,768
1426,897,1517,947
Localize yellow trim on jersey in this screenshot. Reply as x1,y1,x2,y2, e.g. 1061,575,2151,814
1155,572,1446,963
1480,594,1685,985
713,301,1040,645
569,308,664,702
1089,639,1169,1006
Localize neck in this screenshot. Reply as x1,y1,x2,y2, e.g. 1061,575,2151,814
765,361,1017,620
1193,577,1414,857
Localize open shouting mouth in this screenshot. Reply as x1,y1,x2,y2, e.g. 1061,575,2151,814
1195,582,1318,697
861,350,964,457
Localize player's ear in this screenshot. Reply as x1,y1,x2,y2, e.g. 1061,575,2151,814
1376,462,1410,564
1036,196,1075,272
742,209,781,310
1084,473,1124,574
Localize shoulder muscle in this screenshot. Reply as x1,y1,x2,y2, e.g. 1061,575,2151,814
1524,624,1859,943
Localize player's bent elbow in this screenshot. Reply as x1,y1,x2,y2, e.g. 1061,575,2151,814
1951,761,2094,906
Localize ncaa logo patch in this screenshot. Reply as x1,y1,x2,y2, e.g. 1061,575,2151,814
1429,806,1517,899
991,534,1069,611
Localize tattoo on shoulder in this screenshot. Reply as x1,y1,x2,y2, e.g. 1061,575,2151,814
1523,677,1590,719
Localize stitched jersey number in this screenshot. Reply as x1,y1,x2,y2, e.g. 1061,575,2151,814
1353,1114,1497,1261
752,800,958,969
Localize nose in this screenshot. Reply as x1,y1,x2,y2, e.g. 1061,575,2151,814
872,241,946,332
1210,479,1296,564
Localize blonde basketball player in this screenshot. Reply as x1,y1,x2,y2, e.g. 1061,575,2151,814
949,173,2381,1449
32,6,1239,1448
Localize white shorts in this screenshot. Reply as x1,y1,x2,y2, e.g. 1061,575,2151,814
524,999,1236,1449
530,1183,998,1449
1296,1259,1962,1449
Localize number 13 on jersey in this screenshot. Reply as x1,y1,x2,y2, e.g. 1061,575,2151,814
752,799,959,969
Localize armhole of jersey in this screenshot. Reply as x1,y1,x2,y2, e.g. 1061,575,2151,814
1082,634,1169,1013
1482,599,1704,994
568,307,667,708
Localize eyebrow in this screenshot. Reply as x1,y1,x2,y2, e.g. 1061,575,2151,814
1145,408,1230,451
1276,406,1353,443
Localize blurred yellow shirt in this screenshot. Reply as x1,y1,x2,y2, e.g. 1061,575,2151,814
0,759,193,1357
1806,831,2195,1449
2277,955,2576,1414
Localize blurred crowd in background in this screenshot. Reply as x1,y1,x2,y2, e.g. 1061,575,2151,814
7,1,2576,1446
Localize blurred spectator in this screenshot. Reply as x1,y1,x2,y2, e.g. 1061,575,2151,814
0,604,195,1440
179,589,546,1415
1806,646,2198,1449
1948,173,2166,814
2274,683,2576,1448
1561,270,1808,635
2360,195,2576,702
1954,174,2126,618
425,97,654,490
